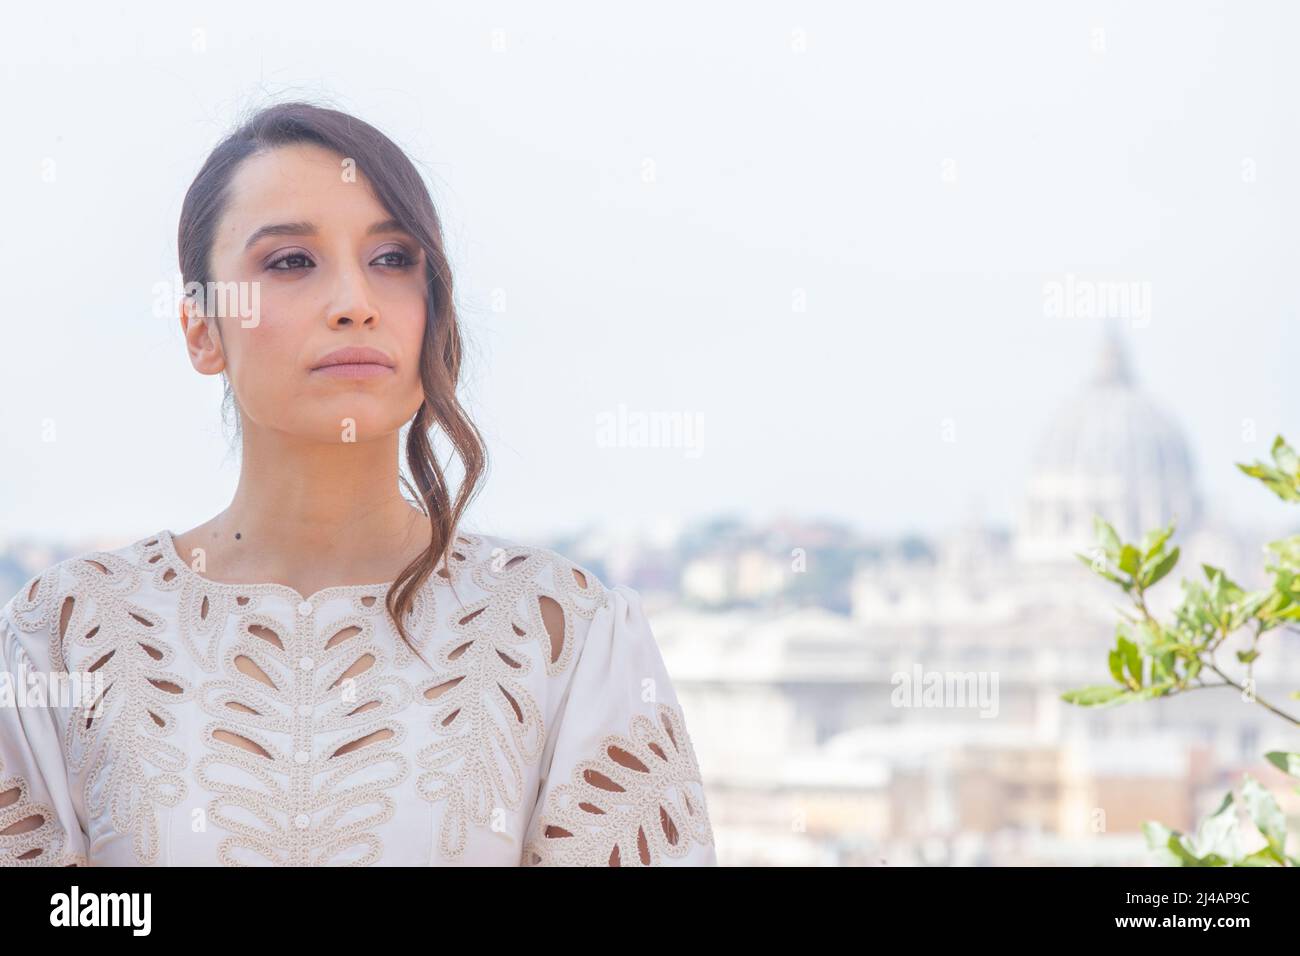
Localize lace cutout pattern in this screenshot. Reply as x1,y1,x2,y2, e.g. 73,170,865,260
415,542,607,859
521,702,715,867
0,755,85,867
195,604,416,866
138,535,268,673
2,528,702,867
0,613,87,867
64,554,193,865
7,565,68,646
11,552,192,866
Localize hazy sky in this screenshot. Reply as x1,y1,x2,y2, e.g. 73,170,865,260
2,1,1298,547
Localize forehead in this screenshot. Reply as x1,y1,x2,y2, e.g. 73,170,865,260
215,142,389,251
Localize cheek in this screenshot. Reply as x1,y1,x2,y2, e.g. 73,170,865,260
393,284,427,330
399,332,427,409
224,321,303,414
392,292,428,384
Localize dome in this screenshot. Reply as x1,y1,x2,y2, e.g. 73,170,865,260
1015,329,1200,563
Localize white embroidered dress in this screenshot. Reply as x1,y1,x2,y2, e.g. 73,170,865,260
0,529,716,867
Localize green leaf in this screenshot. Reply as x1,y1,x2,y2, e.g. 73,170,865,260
1237,437,1300,502
1107,649,1125,685
1143,822,1187,866
1142,546,1180,589
1094,516,1121,557
1166,833,1222,867
1151,649,1176,681
1075,551,1127,587
1265,751,1300,779
1240,776,1287,861
1118,635,1143,688
1130,682,1174,701
1265,535,1300,569
1273,435,1300,477
1189,791,1241,863
1221,570,1246,603
1202,563,1244,594
1229,590,1274,631
1140,522,1176,561
1119,544,1141,576
1061,685,1130,707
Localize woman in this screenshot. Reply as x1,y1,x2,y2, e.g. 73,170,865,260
0,102,716,867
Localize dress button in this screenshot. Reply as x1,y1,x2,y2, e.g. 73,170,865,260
294,814,310,830
295,750,310,764
297,600,312,616
298,703,312,716
299,656,314,670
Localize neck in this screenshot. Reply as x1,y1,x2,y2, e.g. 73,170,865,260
178,422,434,592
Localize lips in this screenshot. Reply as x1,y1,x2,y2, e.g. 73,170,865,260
311,346,395,370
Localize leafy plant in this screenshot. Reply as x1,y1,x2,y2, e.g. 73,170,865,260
1066,434,1300,866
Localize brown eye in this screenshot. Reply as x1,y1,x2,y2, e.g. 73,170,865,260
372,247,418,269
268,252,315,271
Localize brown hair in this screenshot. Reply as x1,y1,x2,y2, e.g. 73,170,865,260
176,100,487,659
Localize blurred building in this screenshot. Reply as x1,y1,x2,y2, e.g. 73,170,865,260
651,329,1297,865
1015,329,1202,563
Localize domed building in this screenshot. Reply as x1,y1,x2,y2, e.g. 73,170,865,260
1014,328,1202,563
656,324,1289,865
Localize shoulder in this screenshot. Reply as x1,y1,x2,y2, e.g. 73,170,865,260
455,531,660,649
447,530,623,674
455,530,612,606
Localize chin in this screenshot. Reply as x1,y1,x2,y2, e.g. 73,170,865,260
293,412,408,444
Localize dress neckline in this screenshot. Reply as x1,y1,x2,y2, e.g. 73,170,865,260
152,527,415,606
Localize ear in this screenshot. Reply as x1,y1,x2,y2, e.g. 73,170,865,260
179,295,226,375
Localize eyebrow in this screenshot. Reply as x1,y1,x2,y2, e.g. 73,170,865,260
243,218,410,250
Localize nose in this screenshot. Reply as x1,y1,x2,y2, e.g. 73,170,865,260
325,262,379,328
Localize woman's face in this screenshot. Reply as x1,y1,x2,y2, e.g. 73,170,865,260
184,142,428,444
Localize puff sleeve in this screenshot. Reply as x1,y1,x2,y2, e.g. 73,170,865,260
520,584,717,866
0,596,88,867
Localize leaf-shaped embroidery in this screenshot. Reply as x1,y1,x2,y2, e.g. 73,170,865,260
414,621,539,859
138,534,265,673
195,609,412,866
0,759,84,867
415,543,608,859
54,553,192,866
522,702,714,867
